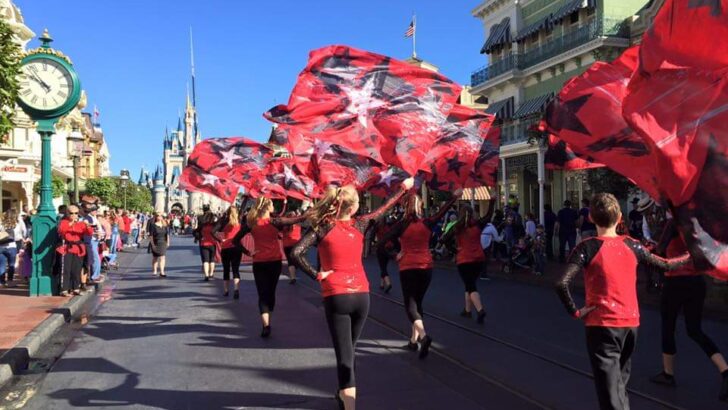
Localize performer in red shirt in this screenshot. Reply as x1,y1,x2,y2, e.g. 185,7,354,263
378,189,461,359
290,177,412,409
555,193,690,410
57,205,94,296
281,210,303,285
238,198,307,338
442,200,494,324
213,207,244,299
650,219,728,401
194,211,217,281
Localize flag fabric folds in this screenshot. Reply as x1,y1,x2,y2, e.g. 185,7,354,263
545,1,728,280
264,45,462,176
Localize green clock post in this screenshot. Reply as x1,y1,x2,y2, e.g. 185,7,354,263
16,30,82,296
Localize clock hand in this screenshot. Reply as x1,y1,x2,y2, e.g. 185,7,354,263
29,73,51,92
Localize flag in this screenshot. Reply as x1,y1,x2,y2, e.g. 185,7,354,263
93,105,100,124
543,45,660,199
264,45,462,176
405,20,415,38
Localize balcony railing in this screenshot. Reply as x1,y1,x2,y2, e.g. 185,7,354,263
471,53,520,87
472,18,628,87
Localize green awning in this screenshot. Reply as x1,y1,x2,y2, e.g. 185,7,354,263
481,17,511,54
513,93,554,119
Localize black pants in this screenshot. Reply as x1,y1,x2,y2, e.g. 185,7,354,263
661,275,720,357
376,250,391,278
585,326,637,410
323,293,370,390
457,262,482,293
199,245,215,264
559,232,577,262
221,248,242,280
253,261,282,314
61,253,83,292
400,269,432,323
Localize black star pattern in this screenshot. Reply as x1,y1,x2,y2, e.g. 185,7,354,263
446,153,466,174
585,127,649,157
545,95,591,135
689,0,722,16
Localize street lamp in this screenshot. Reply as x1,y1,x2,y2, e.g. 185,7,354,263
120,169,130,210
67,127,84,204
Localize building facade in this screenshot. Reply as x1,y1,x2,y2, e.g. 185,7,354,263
470,0,646,221
1,0,111,212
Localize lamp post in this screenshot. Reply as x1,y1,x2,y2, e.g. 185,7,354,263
67,127,84,204
120,169,130,210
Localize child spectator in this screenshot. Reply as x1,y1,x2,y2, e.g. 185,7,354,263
532,224,546,276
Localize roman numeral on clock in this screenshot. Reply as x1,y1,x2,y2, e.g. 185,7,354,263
31,96,38,104
21,89,31,96
57,90,67,99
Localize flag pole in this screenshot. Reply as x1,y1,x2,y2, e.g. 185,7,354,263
412,14,417,59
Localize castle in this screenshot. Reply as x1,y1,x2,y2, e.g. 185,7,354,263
138,34,228,216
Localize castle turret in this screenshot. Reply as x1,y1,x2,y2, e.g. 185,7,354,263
152,165,166,213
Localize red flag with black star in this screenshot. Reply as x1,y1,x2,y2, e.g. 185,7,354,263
180,161,240,203
544,46,660,199
264,45,462,175
544,132,603,170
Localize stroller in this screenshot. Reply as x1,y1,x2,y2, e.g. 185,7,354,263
502,237,534,274
100,241,119,271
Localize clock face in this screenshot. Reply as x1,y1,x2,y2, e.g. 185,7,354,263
17,58,74,112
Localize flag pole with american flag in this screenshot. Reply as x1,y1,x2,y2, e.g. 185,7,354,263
405,14,416,58
93,105,100,126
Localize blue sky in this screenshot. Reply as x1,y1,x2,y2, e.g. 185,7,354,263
16,0,487,179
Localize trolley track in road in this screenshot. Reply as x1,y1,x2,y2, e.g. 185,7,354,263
298,279,685,410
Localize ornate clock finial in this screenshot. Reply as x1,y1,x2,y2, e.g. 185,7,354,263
40,28,53,48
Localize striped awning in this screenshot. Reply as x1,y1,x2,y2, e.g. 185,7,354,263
481,17,511,54
462,187,492,201
484,97,514,120
513,93,554,119
515,18,551,42
551,0,596,24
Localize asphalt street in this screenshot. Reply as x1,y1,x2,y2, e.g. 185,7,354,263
11,236,728,410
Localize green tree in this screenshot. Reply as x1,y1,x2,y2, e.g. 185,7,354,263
84,177,118,203
34,175,67,199
0,19,22,143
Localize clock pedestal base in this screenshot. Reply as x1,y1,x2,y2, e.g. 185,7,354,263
30,126,57,297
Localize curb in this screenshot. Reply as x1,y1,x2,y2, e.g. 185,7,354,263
0,283,101,390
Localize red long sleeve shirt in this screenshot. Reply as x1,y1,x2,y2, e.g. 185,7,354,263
57,219,94,257
282,225,302,248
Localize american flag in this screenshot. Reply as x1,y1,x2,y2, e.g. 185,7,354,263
93,105,100,124
405,20,415,38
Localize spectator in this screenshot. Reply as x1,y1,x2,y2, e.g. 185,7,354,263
555,200,578,263
480,213,503,280
121,211,132,247
57,205,93,296
525,213,537,239
544,204,557,261
533,224,546,276
0,209,26,287
628,197,643,240
81,198,103,283
578,198,598,239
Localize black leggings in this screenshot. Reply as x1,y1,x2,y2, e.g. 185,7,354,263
457,262,482,293
199,245,215,264
376,250,391,278
221,248,242,280
324,293,370,390
400,269,432,323
661,275,720,357
61,253,83,292
253,261,282,314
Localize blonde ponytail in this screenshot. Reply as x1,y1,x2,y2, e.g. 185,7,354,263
307,185,358,230
246,197,272,228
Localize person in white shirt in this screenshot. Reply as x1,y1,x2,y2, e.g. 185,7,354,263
525,213,537,239
0,209,26,287
480,218,503,280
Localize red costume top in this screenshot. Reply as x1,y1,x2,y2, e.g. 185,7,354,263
217,224,242,249
380,196,459,271
282,224,302,248
238,215,307,264
556,236,690,327
290,189,406,298
57,219,94,257
455,225,486,265
199,224,216,247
